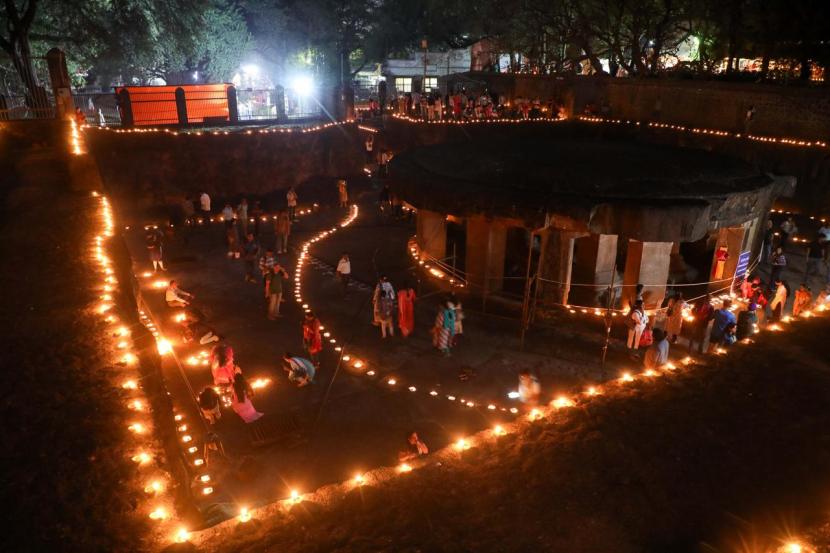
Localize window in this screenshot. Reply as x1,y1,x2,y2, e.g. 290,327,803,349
424,77,438,92
395,77,412,93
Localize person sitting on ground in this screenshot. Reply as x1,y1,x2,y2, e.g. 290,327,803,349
793,283,812,317
643,328,669,369
210,344,240,387
282,352,316,387
398,431,429,462
709,299,737,352
198,386,222,424
722,322,737,346
231,374,263,423
165,280,193,308
736,302,759,341
518,369,541,406
180,317,220,345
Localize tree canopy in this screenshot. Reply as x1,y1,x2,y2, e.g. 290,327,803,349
1,0,828,97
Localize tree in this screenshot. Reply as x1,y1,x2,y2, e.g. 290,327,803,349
0,0,42,99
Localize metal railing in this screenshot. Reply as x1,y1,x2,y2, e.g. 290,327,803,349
72,92,121,126
0,57,55,120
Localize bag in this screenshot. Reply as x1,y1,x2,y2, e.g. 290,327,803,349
639,328,653,347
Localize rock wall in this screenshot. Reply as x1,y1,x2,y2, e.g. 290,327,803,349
461,72,830,141
604,79,830,140
85,124,365,215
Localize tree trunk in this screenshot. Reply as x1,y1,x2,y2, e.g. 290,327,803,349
11,35,46,110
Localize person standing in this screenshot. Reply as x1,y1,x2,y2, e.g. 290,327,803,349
372,276,396,325
265,264,289,319
199,192,211,217
337,179,349,208
274,211,291,254
709,299,737,352
241,232,260,283
688,295,714,354
302,311,323,367
432,300,456,356
664,292,686,344
448,293,464,343
377,288,396,338
286,187,298,221
770,247,787,284
259,248,276,280
364,135,375,164
237,198,249,237
336,253,351,295
762,220,774,264
398,285,416,338
769,279,788,321
779,216,797,247
625,299,648,354
146,227,166,272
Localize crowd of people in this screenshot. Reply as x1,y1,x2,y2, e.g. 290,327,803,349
620,213,830,370
366,88,565,121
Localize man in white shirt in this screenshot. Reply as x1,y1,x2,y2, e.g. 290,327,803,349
200,192,211,214
165,280,194,307
336,253,351,295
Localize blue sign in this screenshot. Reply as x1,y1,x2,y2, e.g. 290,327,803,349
732,250,752,290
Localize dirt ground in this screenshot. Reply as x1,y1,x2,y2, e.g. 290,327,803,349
183,311,830,553
0,182,149,550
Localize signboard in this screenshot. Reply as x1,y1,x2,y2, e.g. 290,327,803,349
732,250,752,291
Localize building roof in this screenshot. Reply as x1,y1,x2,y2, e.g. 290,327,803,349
389,122,788,241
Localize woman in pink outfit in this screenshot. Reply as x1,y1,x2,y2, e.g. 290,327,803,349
209,344,239,386
231,374,263,423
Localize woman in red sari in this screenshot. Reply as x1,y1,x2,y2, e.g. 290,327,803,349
302,311,323,367
398,286,416,337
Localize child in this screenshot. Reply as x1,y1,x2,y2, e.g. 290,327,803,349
398,432,429,462
518,369,540,406
793,284,812,317
198,387,222,424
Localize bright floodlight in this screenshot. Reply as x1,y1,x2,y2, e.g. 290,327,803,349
242,64,260,77
291,76,314,97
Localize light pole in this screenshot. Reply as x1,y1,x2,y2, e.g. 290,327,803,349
421,39,428,93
